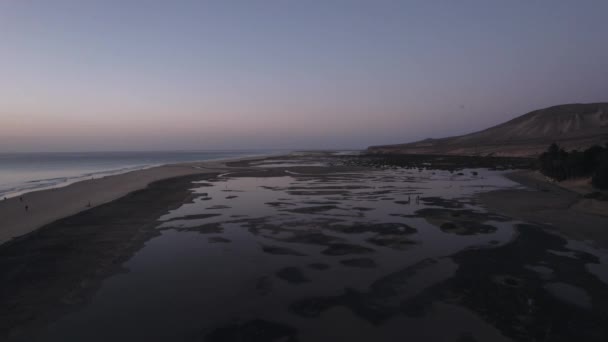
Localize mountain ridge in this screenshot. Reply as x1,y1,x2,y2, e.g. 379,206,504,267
368,103,608,157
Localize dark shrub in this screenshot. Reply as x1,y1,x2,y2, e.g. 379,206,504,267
539,143,608,189
583,145,604,172
592,156,608,190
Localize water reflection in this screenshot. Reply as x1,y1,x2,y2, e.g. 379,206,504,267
38,167,608,341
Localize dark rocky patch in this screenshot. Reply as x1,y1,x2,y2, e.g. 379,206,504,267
262,245,307,256
329,222,417,236
308,263,330,270
420,196,465,209
415,208,507,235
276,267,310,284
287,190,351,196
458,332,478,342
260,185,283,190
440,222,458,230
287,185,370,190
423,224,608,341
440,221,496,235
283,205,340,214
302,201,340,205
289,258,439,324
321,243,375,256
366,235,417,249
255,276,273,296
340,258,377,268
205,319,298,342
341,154,534,171
291,224,608,341
281,231,343,246
265,201,296,208
206,205,231,210
242,217,346,246
193,182,214,187
168,222,223,234
163,213,221,222
208,236,231,243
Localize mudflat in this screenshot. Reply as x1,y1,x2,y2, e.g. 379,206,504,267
1,152,607,342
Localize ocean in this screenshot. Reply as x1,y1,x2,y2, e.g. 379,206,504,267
0,150,275,199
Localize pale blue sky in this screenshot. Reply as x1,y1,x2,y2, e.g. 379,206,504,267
1,0,606,152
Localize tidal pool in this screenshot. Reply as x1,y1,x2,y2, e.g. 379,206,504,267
36,167,608,341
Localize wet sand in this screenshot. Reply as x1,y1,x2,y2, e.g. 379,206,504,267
478,170,608,247
0,174,212,340
1,152,607,341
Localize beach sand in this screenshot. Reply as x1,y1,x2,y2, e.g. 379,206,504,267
478,170,608,247
0,157,258,246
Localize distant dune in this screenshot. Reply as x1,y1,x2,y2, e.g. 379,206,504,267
368,103,608,157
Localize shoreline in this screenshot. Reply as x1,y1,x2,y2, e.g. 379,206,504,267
0,151,280,200
0,154,276,246
4,151,606,249
477,169,608,248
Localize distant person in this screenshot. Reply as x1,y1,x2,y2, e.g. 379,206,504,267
25,205,29,212
19,196,23,202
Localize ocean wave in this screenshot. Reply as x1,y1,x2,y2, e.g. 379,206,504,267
0,165,152,199
0,150,278,199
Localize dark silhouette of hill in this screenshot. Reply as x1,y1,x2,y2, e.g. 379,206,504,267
368,103,608,157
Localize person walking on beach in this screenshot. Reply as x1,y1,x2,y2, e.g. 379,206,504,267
25,205,29,212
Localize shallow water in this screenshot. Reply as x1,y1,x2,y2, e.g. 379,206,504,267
36,166,608,341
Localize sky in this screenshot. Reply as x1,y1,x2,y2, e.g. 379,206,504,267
0,0,607,152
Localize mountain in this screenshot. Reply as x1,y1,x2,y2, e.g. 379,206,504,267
368,103,608,157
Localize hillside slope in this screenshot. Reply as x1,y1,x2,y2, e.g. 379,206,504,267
368,103,608,157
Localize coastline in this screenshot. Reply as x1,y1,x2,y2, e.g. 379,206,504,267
0,155,273,246
7,151,605,249
0,151,279,200
1,152,607,341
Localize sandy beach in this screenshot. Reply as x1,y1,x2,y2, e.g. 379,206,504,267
478,170,608,247
0,156,263,246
